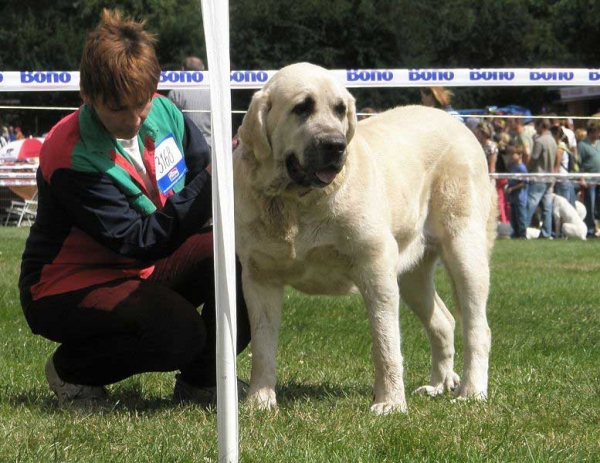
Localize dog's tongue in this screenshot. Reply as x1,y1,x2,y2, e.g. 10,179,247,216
316,170,337,184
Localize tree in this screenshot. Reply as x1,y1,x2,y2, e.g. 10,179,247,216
2,0,600,134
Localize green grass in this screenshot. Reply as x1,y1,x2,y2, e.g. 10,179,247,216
1,228,599,461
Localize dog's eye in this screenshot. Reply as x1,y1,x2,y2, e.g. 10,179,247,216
334,102,347,117
292,97,315,118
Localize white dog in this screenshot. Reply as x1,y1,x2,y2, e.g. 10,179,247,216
233,63,497,414
575,200,587,220
552,193,587,239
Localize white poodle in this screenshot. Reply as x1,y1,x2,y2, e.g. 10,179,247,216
552,194,587,240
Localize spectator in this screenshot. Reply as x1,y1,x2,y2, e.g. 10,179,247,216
495,129,512,222
526,118,557,238
577,120,600,237
492,118,507,143
0,126,8,147
465,117,481,133
7,125,16,141
575,127,587,144
420,87,464,123
19,9,250,407
560,117,578,171
168,56,212,149
475,121,498,174
507,117,533,164
475,121,508,223
506,145,529,238
522,117,536,140
574,127,587,179
550,125,576,206
14,126,25,140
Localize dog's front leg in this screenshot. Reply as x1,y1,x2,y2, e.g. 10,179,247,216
355,258,407,414
242,272,285,411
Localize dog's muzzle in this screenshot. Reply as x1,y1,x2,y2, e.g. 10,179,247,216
286,136,347,188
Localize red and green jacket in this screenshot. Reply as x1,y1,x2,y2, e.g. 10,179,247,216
19,94,212,309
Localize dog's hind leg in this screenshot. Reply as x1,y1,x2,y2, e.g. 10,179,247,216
399,248,460,397
440,228,491,401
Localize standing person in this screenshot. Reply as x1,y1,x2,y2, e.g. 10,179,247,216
526,118,557,238
507,117,532,164
8,125,16,141
506,145,529,238
561,117,578,171
168,56,212,149
577,120,600,237
475,121,508,223
550,125,575,206
475,121,498,174
575,127,587,144
19,9,250,407
0,126,8,147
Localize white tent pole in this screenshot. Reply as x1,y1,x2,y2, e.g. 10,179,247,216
200,1,238,462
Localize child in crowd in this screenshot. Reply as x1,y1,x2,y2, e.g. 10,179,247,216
506,145,529,238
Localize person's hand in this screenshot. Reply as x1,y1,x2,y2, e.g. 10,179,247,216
206,163,212,175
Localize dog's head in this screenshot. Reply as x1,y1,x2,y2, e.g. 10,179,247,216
238,62,357,190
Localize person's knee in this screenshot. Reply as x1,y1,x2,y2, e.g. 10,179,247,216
169,305,207,363
120,286,207,364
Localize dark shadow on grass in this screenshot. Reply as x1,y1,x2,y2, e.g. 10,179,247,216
5,389,191,415
5,379,374,413
275,380,372,406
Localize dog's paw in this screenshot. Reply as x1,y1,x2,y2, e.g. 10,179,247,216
247,387,278,411
370,398,407,415
453,384,487,401
413,385,444,397
413,371,461,397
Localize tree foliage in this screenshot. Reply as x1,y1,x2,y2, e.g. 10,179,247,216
0,0,599,134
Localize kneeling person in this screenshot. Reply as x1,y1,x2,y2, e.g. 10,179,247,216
18,9,250,407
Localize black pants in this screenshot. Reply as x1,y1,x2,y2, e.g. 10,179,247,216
25,231,251,388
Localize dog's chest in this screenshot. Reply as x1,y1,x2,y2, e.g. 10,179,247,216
239,211,357,294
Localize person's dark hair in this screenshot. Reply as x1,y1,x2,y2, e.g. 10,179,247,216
535,118,551,130
511,144,525,157
79,9,161,108
550,125,566,142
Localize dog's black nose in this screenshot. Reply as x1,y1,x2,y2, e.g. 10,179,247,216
320,138,347,165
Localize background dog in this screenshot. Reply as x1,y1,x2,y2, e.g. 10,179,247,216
552,193,587,239
233,63,497,414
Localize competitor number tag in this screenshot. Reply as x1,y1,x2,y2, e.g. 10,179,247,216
155,134,187,194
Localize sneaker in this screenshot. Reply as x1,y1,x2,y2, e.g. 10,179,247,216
173,374,249,406
45,356,108,407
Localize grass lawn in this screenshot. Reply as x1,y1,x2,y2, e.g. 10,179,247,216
0,227,599,462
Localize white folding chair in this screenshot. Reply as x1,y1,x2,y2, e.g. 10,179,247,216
17,199,38,226
3,190,38,226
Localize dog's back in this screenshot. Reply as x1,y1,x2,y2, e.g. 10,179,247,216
356,105,497,254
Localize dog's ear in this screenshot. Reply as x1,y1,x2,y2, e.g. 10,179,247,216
238,89,272,162
345,93,357,143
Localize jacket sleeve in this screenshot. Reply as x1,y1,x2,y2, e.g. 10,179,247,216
49,167,212,262
182,113,211,184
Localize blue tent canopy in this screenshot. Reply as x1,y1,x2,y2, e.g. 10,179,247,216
457,105,533,123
